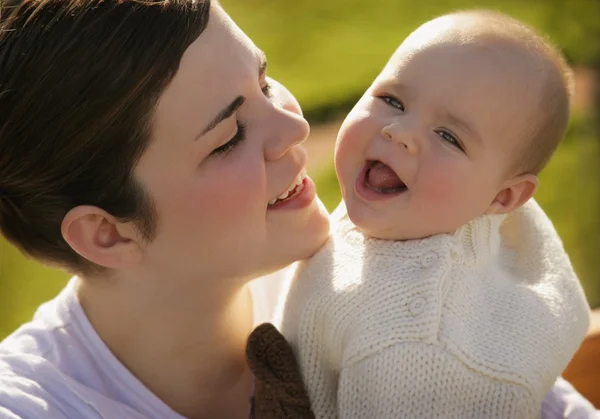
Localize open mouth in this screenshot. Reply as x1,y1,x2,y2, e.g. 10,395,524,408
268,170,308,207
363,160,408,194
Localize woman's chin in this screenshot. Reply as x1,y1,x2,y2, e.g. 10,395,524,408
303,197,331,253
267,198,330,268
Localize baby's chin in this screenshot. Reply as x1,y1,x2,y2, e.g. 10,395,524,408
345,203,459,241
361,225,424,241
345,206,414,241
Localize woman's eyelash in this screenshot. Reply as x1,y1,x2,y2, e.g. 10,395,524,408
261,82,272,97
436,129,465,152
380,95,405,111
211,122,247,157
208,81,270,158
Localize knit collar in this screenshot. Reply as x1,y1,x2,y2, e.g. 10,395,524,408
331,202,506,268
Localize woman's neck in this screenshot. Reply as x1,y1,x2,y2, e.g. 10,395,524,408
76,272,255,419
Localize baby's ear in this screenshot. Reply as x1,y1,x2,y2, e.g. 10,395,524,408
486,173,538,215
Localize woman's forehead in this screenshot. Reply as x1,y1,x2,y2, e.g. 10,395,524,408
182,4,258,70
150,4,262,147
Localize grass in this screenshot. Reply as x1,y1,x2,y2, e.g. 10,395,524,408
313,117,600,308
0,242,68,338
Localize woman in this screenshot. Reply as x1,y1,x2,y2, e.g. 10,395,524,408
0,0,595,417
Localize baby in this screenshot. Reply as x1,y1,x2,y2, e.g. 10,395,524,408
274,10,590,419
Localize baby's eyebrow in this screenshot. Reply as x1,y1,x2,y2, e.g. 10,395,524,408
379,79,417,101
441,110,481,144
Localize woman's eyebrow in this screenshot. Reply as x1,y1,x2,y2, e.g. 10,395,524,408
258,50,267,78
196,96,245,140
195,51,266,141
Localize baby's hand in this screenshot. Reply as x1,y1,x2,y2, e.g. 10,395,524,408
246,323,315,419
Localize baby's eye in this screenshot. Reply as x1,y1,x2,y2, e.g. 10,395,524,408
379,95,405,112
435,129,465,152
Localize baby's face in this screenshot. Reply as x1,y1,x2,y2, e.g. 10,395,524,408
335,34,539,240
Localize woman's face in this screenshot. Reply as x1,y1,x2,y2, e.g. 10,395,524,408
134,4,330,285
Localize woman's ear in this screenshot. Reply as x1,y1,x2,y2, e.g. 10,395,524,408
61,205,144,270
486,173,538,215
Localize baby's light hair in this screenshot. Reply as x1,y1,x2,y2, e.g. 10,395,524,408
444,10,574,175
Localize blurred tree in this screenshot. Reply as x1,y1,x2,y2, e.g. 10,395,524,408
543,0,600,136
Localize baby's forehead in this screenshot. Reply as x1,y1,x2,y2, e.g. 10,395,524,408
382,40,538,90
387,13,539,63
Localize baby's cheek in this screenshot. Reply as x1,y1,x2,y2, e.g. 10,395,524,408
334,129,358,180
336,117,371,166
420,169,469,215
421,167,494,230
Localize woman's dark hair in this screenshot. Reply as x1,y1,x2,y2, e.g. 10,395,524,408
0,0,211,273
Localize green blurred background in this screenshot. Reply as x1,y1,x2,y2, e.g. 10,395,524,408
0,0,599,339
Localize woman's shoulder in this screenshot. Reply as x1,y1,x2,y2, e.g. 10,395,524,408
0,367,70,419
0,352,85,419
0,279,79,359
0,280,97,418
0,278,180,419
0,355,148,419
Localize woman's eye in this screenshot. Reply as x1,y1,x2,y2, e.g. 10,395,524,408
261,82,272,98
210,122,247,157
436,129,464,152
380,95,405,111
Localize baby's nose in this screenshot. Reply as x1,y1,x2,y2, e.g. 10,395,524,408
381,122,418,154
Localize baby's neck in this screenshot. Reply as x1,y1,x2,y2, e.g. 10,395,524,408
332,202,506,267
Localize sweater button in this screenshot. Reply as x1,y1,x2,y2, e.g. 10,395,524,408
409,297,426,315
450,247,464,263
420,251,439,268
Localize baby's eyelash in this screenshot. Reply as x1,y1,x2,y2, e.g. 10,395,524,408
436,129,465,152
378,95,405,111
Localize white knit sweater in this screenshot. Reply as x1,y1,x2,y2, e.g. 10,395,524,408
277,200,590,419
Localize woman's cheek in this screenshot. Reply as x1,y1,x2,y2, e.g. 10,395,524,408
208,158,265,218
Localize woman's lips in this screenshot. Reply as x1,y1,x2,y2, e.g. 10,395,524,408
267,176,316,211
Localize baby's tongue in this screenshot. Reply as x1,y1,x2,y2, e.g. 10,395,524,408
367,161,404,189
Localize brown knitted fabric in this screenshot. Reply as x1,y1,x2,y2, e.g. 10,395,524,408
246,323,315,419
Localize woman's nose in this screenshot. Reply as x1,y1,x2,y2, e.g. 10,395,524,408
263,107,310,162
381,122,418,154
